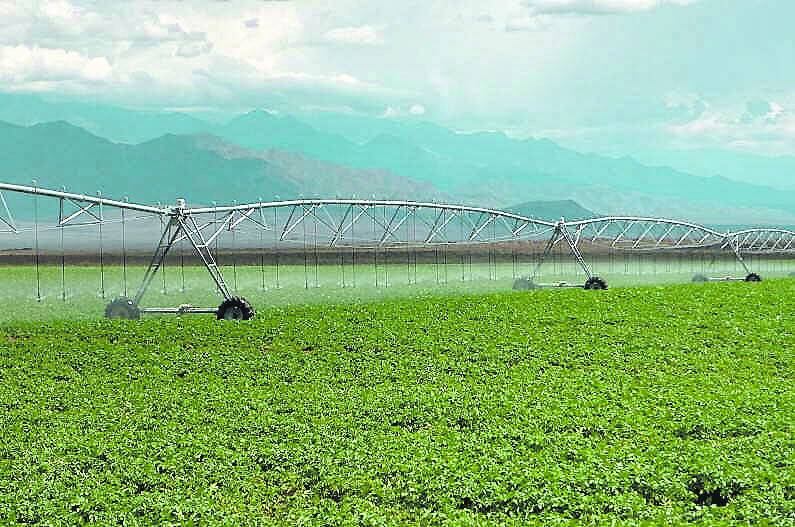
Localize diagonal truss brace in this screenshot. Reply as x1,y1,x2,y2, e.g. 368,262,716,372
0,191,17,233
280,204,316,241
379,206,415,246
725,235,751,275
134,212,232,306
425,209,459,243
58,197,104,226
468,213,497,241
172,206,271,245
532,221,594,282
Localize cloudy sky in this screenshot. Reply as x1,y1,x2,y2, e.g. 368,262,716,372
0,0,793,155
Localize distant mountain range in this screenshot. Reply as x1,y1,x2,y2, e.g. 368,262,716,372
0,92,209,144
0,121,446,206
633,148,795,192
214,111,795,224
1,92,794,226
507,200,597,221
0,120,295,204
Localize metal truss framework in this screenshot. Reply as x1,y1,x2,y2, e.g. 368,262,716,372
1,182,792,317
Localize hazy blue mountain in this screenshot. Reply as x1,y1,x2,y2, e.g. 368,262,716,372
632,148,795,191
214,110,362,169
214,110,795,223
507,200,598,221
2,94,795,223
0,121,446,207
0,92,210,144
194,134,447,201
302,111,458,146
0,120,293,204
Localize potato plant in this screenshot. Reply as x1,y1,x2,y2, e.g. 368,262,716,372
0,281,793,525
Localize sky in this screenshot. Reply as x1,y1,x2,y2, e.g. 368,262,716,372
0,0,793,156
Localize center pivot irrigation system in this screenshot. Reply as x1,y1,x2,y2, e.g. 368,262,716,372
1,182,794,320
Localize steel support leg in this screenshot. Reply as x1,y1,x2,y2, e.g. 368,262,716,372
704,253,718,274
133,214,232,306
176,215,232,300
728,239,752,275
560,225,594,280
134,217,181,305
531,226,563,281
532,223,595,281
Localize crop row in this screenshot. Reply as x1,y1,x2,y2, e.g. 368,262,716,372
0,281,793,524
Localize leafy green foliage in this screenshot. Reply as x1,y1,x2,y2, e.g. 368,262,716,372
0,281,793,525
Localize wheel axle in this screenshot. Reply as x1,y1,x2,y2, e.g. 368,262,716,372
105,297,255,320
691,273,762,283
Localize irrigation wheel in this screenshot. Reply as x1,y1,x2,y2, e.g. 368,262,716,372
512,276,539,291
105,297,141,320
584,276,608,290
216,297,255,321
744,273,762,282
692,274,709,283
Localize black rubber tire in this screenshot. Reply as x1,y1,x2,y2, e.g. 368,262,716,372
584,276,608,290
744,273,762,282
216,297,255,320
105,297,140,320
692,274,709,283
512,277,538,291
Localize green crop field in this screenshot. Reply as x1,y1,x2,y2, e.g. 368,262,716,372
1,278,793,525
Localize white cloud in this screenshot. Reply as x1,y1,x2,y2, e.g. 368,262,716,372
381,104,428,118
768,102,785,121
0,1,395,108
323,25,383,46
505,15,549,32
742,100,784,123
667,100,795,155
39,0,81,23
0,45,112,84
0,0,787,160
507,0,684,31
523,0,698,16
382,106,400,118
663,92,708,121
0,1,211,49
268,71,381,91
409,104,426,115
176,39,213,58
0,0,17,17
